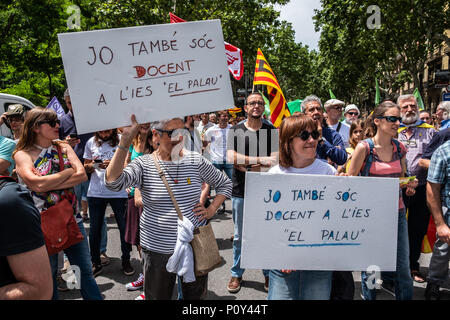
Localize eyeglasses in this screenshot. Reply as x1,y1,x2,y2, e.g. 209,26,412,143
347,112,359,116
156,128,177,138
376,116,402,123
248,101,265,107
37,119,60,127
296,130,320,141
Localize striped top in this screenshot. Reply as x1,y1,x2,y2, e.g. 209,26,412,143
360,139,407,210
105,150,232,254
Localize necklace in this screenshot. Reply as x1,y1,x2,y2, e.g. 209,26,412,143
156,153,179,184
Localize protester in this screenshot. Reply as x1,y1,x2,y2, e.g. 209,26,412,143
123,123,152,297
397,94,437,284
197,113,214,140
424,140,450,300
0,134,16,176
324,99,350,147
209,112,218,124
343,104,360,125
105,116,232,300
2,104,25,141
13,107,102,300
267,114,335,300
419,110,432,126
347,101,416,300
435,101,450,131
419,128,450,170
302,95,347,166
338,120,364,186
226,92,278,293
184,115,202,153
0,175,53,300
83,128,134,277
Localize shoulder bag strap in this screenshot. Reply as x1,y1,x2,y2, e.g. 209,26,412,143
152,152,183,221
336,122,342,132
55,145,70,199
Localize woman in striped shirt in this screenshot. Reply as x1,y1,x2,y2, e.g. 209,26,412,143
347,101,417,300
105,116,232,300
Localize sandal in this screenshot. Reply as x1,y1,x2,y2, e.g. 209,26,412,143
411,270,426,283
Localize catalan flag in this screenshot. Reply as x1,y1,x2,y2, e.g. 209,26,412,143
253,49,290,127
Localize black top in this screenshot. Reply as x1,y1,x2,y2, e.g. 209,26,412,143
227,122,278,198
0,179,45,288
422,128,450,160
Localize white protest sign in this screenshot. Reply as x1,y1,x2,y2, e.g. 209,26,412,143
58,20,233,134
241,173,399,271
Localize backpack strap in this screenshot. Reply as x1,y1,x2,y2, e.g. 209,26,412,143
360,138,374,176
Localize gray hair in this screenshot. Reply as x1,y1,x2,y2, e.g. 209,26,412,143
152,118,184,131
437,101,450,120
64,88,70,98
396,94,417,105
301,95,323,111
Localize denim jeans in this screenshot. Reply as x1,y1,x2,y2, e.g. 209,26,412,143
74,180,89,210
212,162,233,180
100,219,108,253
231,197,269,278
268,270,332,300
49,221,102,300
88,197,131,266
427,211,450,286
361,209,413,300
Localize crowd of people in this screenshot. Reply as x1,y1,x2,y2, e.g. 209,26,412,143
0,88,449,301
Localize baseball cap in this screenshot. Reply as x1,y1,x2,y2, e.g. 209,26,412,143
344,104,360,115
324,99,345,109
5,104,25,117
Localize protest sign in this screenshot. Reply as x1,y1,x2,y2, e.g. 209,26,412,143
58,20,233,134
241,172,399,271
46,96,66,119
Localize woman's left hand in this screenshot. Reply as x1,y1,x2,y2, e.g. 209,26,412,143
193,202,215,222
405,187,416,196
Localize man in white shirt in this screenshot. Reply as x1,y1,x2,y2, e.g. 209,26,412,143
324,99,350,148
203,111,233,179
196,113,214,139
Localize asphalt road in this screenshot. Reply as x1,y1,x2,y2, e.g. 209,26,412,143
60,199,449,300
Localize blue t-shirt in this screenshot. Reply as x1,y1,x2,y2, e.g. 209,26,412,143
0,136,16,175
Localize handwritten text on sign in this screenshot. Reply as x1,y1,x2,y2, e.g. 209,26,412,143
241,173,399,271
58,20,233,134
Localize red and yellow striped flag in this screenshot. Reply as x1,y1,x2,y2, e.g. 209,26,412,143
253,48,290,127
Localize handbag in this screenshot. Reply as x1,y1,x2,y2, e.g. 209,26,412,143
152,153,222,276
40,145,84,256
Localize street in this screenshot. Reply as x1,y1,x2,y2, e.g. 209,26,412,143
60,199,450,300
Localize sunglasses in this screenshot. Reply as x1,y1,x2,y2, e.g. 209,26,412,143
37,119,60,127
376,116,402,123
296,130,320,141
347,112,359,116
156,128,177,138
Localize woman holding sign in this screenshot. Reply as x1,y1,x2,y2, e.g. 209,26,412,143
267,114,336,300
104,116,232,300
347,101,417,300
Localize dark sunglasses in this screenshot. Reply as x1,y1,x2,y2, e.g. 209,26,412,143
156,128,176,138
347,112,359,116
37,119,60,127
296,130,320,141
376,116,402,123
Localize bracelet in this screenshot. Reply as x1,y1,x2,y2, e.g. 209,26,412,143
117,145,128,152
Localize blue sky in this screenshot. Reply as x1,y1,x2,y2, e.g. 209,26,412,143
276,0,322,51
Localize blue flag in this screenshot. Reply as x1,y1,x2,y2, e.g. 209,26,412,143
46,96,66,119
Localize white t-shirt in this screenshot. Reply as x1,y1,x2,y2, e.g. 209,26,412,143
84,136,128,198
330,121,350,148
197,121,214,138
203,124,231,163
268,159,337,176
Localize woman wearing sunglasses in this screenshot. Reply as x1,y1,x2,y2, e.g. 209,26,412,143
105,116,232,300
346,101,417,300
13,107,102,300
267,114,336,300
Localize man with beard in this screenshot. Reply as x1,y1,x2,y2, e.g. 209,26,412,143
324,99,350,148
435,101,450,131
226,92,278,293
302,95,347,166
84,129,134,277
397,94,437,284
343,104,360,126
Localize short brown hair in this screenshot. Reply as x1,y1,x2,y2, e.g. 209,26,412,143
279,114,317,168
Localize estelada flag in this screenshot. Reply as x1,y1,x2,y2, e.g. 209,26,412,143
253,48,290,127
169,13,244,80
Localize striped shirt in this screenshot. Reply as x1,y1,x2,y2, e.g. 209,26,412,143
105,150,232,254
